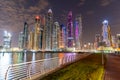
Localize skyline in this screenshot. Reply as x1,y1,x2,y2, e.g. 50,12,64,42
0,0,120,47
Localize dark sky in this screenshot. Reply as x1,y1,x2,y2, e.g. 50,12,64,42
0,0,120,47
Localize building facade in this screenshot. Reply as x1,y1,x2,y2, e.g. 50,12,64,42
75,15,82,50
52,22,59,50
3,31,12,49
117,34,120,48
94,34,101,49
18,32,24,49
23,22,29,49
102,20,111,47
66,11,74,48
33,16,41,50
45,9,53,50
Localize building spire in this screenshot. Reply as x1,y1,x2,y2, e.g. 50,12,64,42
48,9,52,13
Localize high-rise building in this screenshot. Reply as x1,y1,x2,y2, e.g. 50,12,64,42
75,15,82,50
111,36,116,48
33,16,41,50
117,34,120,48
18,32,24,49
52,22,59,50
41,15,46,50
58,24,67,49
3,31,12,49
23,22,29,49
94,34,101,49
45,9,53,50
66,11,74,48
102,20,112,47
28,31,34,50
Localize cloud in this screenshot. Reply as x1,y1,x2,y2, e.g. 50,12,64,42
100,0,115,6
78,0,86,6
0,0,49,46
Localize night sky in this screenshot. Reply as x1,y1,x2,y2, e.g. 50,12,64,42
0,0,120,47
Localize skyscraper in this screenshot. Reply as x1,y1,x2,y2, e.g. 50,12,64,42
41,15,46,50
52,22,59,50
3,31,12,49
75,15,83,50
33,16,41,50
61,24,67,48
117,34,120,48
102,20,112,47
28,31,34,50
94,34,101,49
23,22,29,49
66,11,74,48
18,32,24,49
45,9,53,50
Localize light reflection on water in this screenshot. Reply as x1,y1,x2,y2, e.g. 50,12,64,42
0,52,78,79
0,52,77,66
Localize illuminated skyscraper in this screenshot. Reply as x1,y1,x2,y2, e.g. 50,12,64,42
3,31,12,49
67,11,74,48
52,22,59,50
94,34,101,49
59,24,67,48
28,31,34,50
75,15,83,49
41,15,46,50
117,34,120,48
111,36,116,48
18,32,24,49
45,9,53,50
102,20,112,47
33,16,41,50
23,22,29,49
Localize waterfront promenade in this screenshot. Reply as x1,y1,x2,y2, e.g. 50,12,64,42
104,54,120,80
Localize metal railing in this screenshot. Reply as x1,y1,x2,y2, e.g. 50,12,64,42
4,54,78,80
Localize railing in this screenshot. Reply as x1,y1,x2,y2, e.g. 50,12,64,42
4,54,79,80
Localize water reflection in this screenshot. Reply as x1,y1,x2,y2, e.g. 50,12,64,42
0,52,78,66
0,52,59,66
0,52,79,79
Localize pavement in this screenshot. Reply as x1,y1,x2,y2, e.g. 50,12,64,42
104,54,120,80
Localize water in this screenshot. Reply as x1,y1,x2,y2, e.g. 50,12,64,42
0,52,79,79
0,52,77,66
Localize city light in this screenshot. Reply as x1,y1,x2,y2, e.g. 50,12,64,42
103,20,108,24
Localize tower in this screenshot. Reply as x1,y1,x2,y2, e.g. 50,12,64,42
75,15,83,49
18,32,24,49
102,20,112,47
41,15,46,50
74,21,80,50
33,16,40,50
45,9,53,50
59,24,67,48
94,34,101,49
3,31,12,49
117,34,120,48
67,11,74,48
23,22,29,49
52,22,59,50
28,31,34,50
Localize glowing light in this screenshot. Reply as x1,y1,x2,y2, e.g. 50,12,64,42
8,33,12,37
103,20,108,24
35,16,40,19
4,31,7,35
48,9,52,13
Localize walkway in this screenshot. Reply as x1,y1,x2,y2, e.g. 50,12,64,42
104,54,120,80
